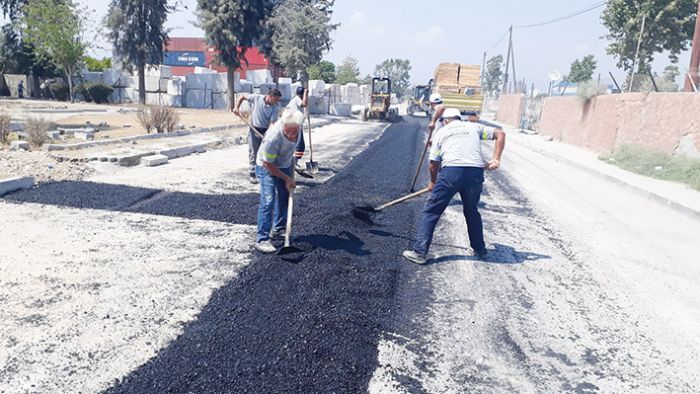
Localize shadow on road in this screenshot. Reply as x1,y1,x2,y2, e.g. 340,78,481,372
431,243,551,265
3,180,260,225
297,231,372,256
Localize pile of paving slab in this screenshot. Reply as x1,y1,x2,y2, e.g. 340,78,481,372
82,66,372,116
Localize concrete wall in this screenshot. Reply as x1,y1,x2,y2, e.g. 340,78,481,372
496,94,525,128
537,93,700,155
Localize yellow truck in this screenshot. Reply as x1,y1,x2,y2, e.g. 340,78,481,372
432,63,483,114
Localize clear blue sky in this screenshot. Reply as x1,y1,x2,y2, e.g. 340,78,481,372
74,0,695,89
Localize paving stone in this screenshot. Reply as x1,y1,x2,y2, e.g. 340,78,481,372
10,141,29,151
141,154,169,167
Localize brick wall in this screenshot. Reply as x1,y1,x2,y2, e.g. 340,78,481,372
495,94,525,128
537,93,700,155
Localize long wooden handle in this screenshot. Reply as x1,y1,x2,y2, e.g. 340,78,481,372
376,187,430,211
410,128,435,191
284,189,294,248
306,107,314,162
238,113,264,139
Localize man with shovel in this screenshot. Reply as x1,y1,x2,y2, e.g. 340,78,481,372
286,86,308,162
403,108,506,264
234,88,283,184
253,109,305,254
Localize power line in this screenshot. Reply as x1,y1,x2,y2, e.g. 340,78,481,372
514,1,607,29
485,29,510,54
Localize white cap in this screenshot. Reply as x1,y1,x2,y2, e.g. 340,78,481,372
428,93,443,104
442,108,461,119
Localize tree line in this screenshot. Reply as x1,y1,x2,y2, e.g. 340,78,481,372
0,0,412,106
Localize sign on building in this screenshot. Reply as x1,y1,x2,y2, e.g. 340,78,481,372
164,51,206,67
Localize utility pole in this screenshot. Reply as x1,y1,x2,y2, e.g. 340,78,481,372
510,32,517,93
480,51,487,90
628,14,646,93
502,25,513,96
685,2,700,92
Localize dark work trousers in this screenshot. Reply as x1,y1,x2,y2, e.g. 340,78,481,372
248,126,268,177
413,166,486,255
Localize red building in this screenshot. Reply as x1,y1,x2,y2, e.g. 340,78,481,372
164,37,273,78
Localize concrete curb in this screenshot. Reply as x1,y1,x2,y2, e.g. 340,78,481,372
45,124,236,151
515,142,700,220
0,176,34,196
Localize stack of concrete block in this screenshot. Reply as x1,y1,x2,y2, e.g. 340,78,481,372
257,83,277,95
308,94,328,115
360,84,371,105
145,93,164,106
238,81,253,93
103,68,132,87
163,95,182,107
278,77,293,100
194,67,217,74
186,73,228,93
145,65,172,78
345,83,361,105
167,79,184,96
327,84,342,104
81,71,103,83
144,76,162,92
330,103,352,116
309,80,326,96
247,69,272,86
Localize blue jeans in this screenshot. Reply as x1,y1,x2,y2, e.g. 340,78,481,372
256,165,292,242
414,166,486,255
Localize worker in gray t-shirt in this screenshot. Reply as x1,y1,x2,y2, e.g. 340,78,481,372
234,88,282,183
253,110,305,254
285,86,307,160
403,108,506,265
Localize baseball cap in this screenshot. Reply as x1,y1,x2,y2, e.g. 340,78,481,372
442,108,461,119
429,93,443,104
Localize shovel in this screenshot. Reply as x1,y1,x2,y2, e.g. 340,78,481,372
305,107,319,174
409,126,435,192
352,187,431,222
277,184,303,256
238,112,313,179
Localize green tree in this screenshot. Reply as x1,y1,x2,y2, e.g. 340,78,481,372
483,55,503,94
602,0,697,71
335,55,360,85
198,0,274,110
565,55,597,83
636,65,681,92
84,56,112,72
374,58,411,98
21,0,87,102
308,60,336,83
358,74,373,85
266,0,335,84
107,0,171,105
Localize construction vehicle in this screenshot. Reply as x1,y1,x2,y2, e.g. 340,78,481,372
362,77,399,122
407,82,432,116
432,63,483,114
